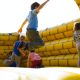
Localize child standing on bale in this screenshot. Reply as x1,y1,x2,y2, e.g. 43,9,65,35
73,22,80,67
18,0,49,51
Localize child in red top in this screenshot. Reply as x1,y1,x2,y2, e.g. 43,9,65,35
27,50,43,68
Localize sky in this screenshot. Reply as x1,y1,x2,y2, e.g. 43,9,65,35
0,0,80,33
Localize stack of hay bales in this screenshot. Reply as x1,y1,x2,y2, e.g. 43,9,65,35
35,18,80,67
0,18,80,67
0,33,19,66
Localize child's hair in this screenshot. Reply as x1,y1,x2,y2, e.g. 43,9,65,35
8,51,12,56
31,2,40,10
20,35,25,39
30,50,35,52
74,22,80,31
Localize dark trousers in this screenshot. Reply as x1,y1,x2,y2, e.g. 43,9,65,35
26,29,44,50
31,60,42,68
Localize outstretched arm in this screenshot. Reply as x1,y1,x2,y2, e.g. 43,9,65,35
36,0,49,13
18,19,28,33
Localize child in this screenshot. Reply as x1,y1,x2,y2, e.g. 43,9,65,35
73,22,80,67
27,50,44,68
11,35,26,67
18,0,49,51
3,51,16,67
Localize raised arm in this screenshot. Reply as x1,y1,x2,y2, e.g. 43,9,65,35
18,19,28,33
36,0,49,13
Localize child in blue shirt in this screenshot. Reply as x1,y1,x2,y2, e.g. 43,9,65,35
18,0,49,51
11,35,26,67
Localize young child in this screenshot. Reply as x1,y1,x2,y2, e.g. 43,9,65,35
27,50,43,68
11,35,26,67
3,51,16,67
18,0,49,51
73,22,80,67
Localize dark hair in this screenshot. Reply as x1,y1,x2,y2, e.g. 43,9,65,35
20,35,25,39
8,51,12,55
30,50,35,52
74,22,80,31
31,2,40,10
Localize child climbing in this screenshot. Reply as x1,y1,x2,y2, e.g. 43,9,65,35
73,22,80,67
11,35,26,67
3,51,16,67
18,0,49,51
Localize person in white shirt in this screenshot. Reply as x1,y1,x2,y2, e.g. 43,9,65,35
73,22,80,67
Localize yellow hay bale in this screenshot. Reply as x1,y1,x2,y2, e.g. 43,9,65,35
39,31,43,37
68,37,73,41
4,41,14,46
49,27,58,35
42,30,50,37
74,54,78,59
59,60,67,66
59,38,69,43
63,41,72,49
0,35,18,41
45,44,54,51
72,41,76,48
51,40,59,44
0,60,6,67
59,49,70,55
75,18,80,22
43,60,50,66
64,54,74,59
67,21,74,30
38,46,46,52
45,42,51,45
55,33,64,39
69,48,77,54
25,36,29,41
50,59,58,66
42,37,48,42
58,24,67,33
0,41,3,45
68,59,77,66
0,53,8,59
0,36,9,41
47,35,56,41
0,33,19,36
9,36,18,41
0,50,11,54
51,51,60,56
64,31,73,37
54,43,63,50
48,56,55,60
35,49,39,52
44,52,51,56
0,46,13,50
55,55,65,59
42,58,50,66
